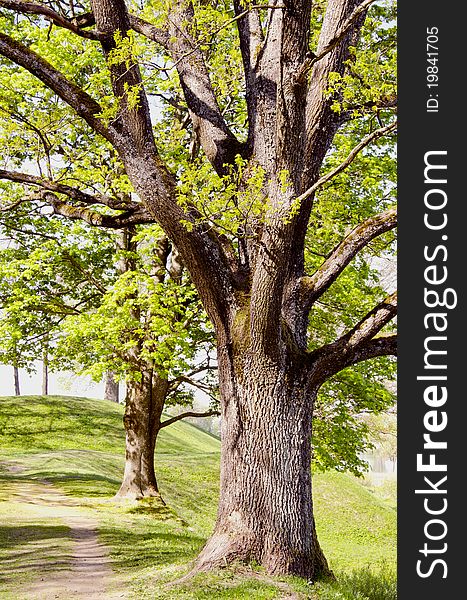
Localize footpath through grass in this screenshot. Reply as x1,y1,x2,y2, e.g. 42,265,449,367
0,395,396,599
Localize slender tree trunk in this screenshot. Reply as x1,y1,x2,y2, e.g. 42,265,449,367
104,371,119,403
115,370,169,500
195,325,331,580
42,344,49,396
13,366,20,396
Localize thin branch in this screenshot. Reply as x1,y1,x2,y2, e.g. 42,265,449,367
159,409,220,429
0,223,58,242
302,205,396,307
131,5,281,56
0,168,133,210
61,250,108,295
0,1,104,40
0,106,52,164
297,121,397,204
342,93,397,120
296,0,376,84
0,197,26,212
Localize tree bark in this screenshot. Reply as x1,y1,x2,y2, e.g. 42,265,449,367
195,309,331,580
13,365,20,396
104,371,119,403
42,343,49,396
115,370,169,500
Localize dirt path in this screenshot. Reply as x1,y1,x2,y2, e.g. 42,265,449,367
2,473,127,599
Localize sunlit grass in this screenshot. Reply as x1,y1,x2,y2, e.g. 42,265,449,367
0,395,396,598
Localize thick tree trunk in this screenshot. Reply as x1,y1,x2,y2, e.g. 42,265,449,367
115,370,168,500
104,371,119,403
195,328,331,580
13,366,20,396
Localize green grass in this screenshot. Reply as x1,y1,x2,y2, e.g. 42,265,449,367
0,395,396,599
314,471,396,572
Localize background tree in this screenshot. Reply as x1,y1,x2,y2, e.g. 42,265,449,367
0,0,397,580
0,210,218,500
56,223,219,500
364,408,397,471
0,214,115,392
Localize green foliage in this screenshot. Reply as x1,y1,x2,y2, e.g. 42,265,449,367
304,12,397,473
364,411,397,464
178,155,268,235
324,2,396,118
58,269,206,382
0,217,115,372
313,360,396,476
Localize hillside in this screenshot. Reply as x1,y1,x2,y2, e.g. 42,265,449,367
0,396,396,599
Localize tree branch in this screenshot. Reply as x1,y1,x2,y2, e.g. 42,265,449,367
0,168,135,211
129,15,170,47
61,250,109,295
310,292,397,384
0,32,113,142
341,291,397,348
42,192,154,228
89,0,156,155
311,334,397,390
233,0,264,151
1,0,241,330
348,334,397,367
303,0,372,191
88,1,239,330
0,0,104,40
295,0,376,85
159,409,220,429
297,121,397,204
133,1,243,175
302,205,396,307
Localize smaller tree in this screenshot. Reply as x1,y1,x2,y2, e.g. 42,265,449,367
55,224,219,500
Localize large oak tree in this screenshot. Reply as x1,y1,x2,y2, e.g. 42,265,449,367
0,0,396,580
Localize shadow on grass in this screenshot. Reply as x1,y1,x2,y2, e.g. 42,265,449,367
98,525,207,571
33,473,121,497
0,523,72,586
0,523,70,551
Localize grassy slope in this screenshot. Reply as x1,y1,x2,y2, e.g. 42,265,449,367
0,396,396,599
